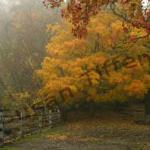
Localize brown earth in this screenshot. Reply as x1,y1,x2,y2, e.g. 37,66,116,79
9,107,150,150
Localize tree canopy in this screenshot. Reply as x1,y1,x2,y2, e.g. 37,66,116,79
43,0,150,38
37,11,150,109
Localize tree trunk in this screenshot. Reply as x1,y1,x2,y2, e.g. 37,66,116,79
144,92,150,123
58,105,68,121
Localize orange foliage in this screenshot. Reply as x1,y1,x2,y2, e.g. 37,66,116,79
36,11,150,105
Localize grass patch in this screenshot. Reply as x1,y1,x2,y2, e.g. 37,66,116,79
0,146,19,150
0,124,67,150
14,124,67,143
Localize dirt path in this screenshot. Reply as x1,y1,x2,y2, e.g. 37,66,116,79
13,127,150,150
9,111,150,150
13,131,150,150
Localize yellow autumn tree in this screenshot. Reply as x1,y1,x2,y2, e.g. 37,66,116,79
36,10,150,109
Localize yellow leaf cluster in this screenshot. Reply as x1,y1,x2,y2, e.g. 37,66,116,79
125,80,147,98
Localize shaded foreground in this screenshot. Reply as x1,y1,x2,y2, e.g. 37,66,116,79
1,108,150,150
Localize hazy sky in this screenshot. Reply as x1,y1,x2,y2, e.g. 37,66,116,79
1,0,149,6
0,0,20,7
0,0,149,10
142,0,150,9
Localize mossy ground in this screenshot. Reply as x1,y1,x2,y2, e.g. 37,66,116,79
1,109,150,150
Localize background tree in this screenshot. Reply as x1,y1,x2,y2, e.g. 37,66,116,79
0,0,60,109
